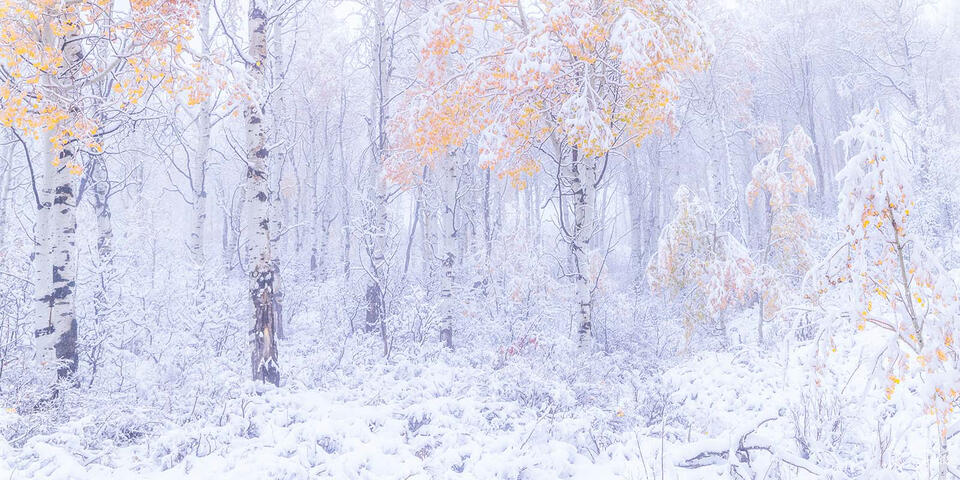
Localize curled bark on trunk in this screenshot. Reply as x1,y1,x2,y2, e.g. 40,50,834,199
250,260,280,386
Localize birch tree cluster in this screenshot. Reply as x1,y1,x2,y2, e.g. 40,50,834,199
0,0,959,477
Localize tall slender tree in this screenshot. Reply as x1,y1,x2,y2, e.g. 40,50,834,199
245,0,280,385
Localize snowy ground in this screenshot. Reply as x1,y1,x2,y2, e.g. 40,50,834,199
0,294,952,479
0,357,784,480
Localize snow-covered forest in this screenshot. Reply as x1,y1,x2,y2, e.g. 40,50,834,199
0,0,959,478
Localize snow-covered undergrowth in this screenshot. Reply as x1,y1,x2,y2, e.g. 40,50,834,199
0,224,954,479
0,277,952,480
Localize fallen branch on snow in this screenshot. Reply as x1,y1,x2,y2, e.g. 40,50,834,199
676,411,830,477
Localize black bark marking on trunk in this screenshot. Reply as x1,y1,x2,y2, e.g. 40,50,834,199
51,264,69,284
53,317,78,381
578,318,591,337
364,283,383,334
441,251,455,350
34,325,54,337
440,328,453,350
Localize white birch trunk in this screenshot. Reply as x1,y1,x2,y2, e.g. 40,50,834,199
310,117,323,279
482,167,492,261
190,0,211,264
33,18,82,387
34,131,79,384
706,143,722,209
337,93,352,279
268,16,289,339
420,174,436,280
191,110,210,264
90,156,114,321
939,434,949,480
0,149,11,240
624,152,645,285
644,143,662,258
316,210,330,281
269,20,287,258
361,0,390,355
719,118,746,239
361,167,388,342
438,153,458,349
246,0,279,385
91,158,112,267
569,147,597,343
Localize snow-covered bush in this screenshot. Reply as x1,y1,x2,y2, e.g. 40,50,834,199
648,186,755,343
747,125,817,331
809,105,960,475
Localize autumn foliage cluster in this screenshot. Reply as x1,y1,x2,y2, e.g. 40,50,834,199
390,0,708,186
0,0,198,161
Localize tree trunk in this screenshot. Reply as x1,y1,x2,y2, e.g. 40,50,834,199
569,147,596,343
360,175,388,357
482,167,492,261
221,208,229,266
438,153,458,349
92,161,112,265
401,169,423,277
939,433,949,480
34,133,79,385
625,150,645,286
338,91,352,279
644,143,662,264
218,182,237,270
190,0,211,264
310,121,323,279
312,109,334,281
34,18,83,388
0,148,11,241
362,173,388,338
90,156,114,320
362,0,391,358
190,122,208,264
266,16,288,341
246,0,279,386
706,138,722,209
805,89,826,213
420,172,436,280
317,213,330,281
268,17,287,262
